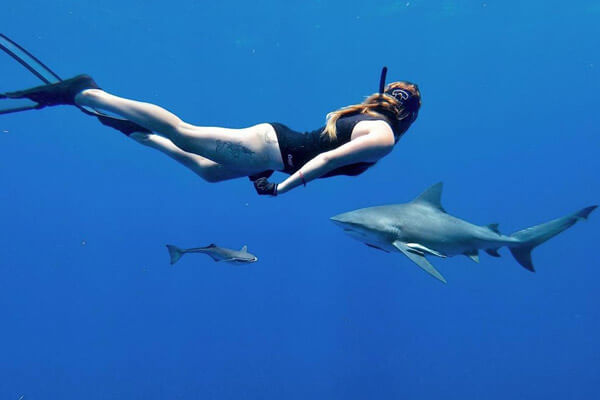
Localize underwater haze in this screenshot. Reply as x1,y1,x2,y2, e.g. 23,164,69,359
1,1,599,399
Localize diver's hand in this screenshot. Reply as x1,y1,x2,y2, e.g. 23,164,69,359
253,177,278,196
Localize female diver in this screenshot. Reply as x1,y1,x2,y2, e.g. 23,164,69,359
3,68,421,196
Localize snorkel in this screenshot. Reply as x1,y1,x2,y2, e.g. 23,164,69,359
379,66,388,94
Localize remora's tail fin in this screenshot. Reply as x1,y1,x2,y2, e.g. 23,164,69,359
166,245,185,265
509,206,597,271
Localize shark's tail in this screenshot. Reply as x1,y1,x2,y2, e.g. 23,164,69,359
508,206,597,271
166,245,185,265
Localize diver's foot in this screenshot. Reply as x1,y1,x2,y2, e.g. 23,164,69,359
3,74,99,108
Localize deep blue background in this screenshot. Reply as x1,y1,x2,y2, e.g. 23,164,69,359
1,1,598,399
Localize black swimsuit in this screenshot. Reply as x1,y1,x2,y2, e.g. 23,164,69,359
270,113,396,178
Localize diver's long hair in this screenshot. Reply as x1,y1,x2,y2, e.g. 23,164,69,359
323,81,421,141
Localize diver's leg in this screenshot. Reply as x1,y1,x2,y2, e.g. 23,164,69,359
76,90,182,134
75,89,284,173
129,132,248,182
166,122,284,172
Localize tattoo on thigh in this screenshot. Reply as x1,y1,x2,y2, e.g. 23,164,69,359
215,140,255,159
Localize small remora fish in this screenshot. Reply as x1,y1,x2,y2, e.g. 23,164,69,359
166,243,258,265
330,182,596,284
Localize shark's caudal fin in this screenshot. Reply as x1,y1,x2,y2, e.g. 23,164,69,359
166,245,185,265
508,206,597,272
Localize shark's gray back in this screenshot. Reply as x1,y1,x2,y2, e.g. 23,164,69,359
187,245,255,262
332,182,516,257
357,197,513,256
385,203,498,254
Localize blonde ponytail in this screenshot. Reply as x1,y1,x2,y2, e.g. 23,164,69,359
322,81,421,141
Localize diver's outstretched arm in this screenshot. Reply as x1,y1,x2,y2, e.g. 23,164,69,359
276,120,395,194
130,132,248,182
75,89,284,174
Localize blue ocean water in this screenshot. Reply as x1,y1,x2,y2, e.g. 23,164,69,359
1,1,598,398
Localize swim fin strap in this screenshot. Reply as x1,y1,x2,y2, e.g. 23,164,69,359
0,33,150,135
0,33,61,84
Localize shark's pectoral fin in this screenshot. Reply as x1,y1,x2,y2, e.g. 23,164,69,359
206,253,222,262
464,250,480,263
393,241,447,284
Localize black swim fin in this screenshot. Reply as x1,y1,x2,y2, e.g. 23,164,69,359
1,33,149,135
2,74,99,108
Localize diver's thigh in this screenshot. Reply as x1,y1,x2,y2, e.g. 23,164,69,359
183,123,284,171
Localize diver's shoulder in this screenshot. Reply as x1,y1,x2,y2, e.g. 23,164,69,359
353,118,395,138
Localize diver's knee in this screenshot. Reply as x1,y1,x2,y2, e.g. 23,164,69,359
201,174,222,183
166,128,188,147
167,123,194,145
198,165,229,183
199,172,223,183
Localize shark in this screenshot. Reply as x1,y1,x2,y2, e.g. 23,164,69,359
166,243,258,265
330,182,596,283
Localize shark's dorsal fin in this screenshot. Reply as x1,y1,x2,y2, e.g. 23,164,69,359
464,250,480,263
207,243,217,248
241,245,248,253
393,241,447,284
412,182,445,212
486,223,501,234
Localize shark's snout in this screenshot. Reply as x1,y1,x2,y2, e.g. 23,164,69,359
329,214,343,223
330,214,354,229
330,213,372,239
330,212,355,223
330,211,385,244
